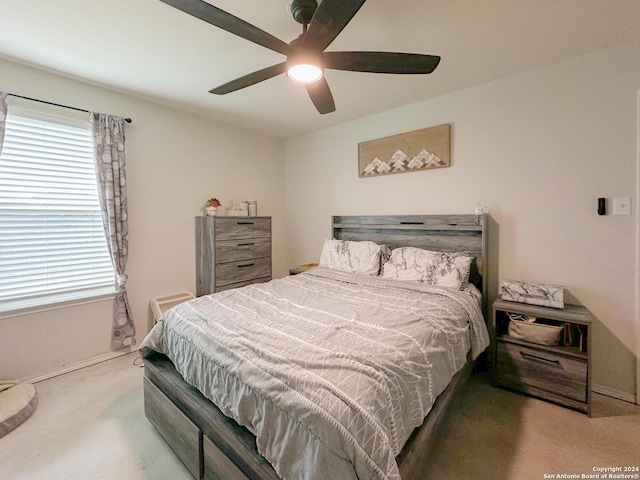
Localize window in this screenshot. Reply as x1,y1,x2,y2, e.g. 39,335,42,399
0,108,116,313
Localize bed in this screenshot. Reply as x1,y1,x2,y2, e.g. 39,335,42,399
141,214,489,480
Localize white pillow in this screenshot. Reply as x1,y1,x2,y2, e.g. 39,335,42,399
319,240,389,276
382,247,473,289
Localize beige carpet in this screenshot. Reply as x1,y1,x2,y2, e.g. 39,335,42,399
0,352,637,480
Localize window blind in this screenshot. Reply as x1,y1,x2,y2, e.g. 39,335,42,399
0,110,116,313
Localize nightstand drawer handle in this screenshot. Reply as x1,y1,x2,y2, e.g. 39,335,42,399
237,263,255,268
520,351,561,367
237,221,255,225
237,242,255,247
400,221,424,225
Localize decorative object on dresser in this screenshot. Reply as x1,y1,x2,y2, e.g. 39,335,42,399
203,197,221,216
247,200,258,217
195,216,272,296
500,279,564,309
358,124,450,177
492,299,593,416
226,200,249,216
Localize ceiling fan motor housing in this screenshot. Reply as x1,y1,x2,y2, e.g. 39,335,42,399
291,0,318,25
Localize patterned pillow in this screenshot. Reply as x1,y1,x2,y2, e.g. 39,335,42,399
319,240,390,276
381,247,473,289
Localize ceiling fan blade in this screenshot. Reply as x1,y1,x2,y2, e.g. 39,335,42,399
159,0,290,55
323,52,441,74
209,63,286,94
305,78,336,114
302,0,366,52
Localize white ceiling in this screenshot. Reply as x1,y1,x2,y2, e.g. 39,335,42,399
2,0,640,138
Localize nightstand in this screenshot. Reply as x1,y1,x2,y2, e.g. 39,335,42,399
289,263,318,275
492,299,593,416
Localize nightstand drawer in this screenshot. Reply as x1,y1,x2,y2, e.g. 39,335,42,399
215,257,271,287
214,218,270,240
215,238,271,263
496,341,587,402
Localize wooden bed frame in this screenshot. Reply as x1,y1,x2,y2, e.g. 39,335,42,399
143,214,488,480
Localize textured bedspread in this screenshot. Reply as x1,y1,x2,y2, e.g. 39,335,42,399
141,267,489,480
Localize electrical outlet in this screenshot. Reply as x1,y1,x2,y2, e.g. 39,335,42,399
613,196,631,215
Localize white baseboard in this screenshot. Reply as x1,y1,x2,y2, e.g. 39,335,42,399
592,383,637,404
19,347,139,384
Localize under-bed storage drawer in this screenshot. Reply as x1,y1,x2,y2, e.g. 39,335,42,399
144,378,202,479
203,435,249,480
496,341,587,402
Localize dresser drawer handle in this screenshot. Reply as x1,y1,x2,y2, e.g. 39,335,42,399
237,263,255,268
519,351,561,367
237,242,255,247
237,221,254,225
400,221,424,225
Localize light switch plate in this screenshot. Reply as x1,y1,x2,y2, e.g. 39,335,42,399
613,196,631,215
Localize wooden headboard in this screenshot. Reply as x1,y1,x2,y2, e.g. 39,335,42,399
332,214,488,318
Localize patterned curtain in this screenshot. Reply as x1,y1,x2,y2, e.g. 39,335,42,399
90,113,135,350
0,92,7,156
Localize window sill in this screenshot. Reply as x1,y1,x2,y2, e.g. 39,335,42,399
0,292,117,320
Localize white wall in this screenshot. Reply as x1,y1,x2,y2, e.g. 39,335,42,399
2,39,638,400
0,57,286,380
284,40,640,400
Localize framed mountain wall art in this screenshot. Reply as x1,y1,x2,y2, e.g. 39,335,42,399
358,124,450,178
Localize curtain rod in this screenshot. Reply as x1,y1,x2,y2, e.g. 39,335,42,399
6,93,132,124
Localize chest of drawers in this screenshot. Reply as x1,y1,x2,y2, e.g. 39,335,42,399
196,216,272,296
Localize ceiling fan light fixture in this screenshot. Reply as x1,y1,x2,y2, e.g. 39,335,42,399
286,63,323,83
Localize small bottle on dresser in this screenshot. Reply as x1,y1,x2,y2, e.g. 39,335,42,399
247,200,257,217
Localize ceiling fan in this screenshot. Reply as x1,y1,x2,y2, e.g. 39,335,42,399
159,0,441,114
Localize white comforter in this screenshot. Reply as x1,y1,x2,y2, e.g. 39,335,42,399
141,267,489,480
